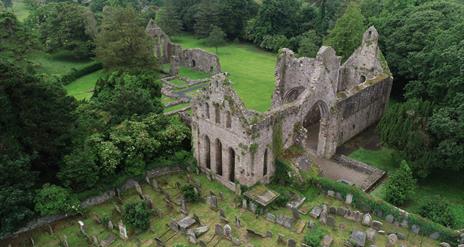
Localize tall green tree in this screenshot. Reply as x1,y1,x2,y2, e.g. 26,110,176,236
385,161,416,206
0,11,34,65
217,0,257,39
193,0,220,37
157,1,182,35
29,2,97,58
206,25,225,53
298,30,322,57
96,7,156,70
324,3,365,60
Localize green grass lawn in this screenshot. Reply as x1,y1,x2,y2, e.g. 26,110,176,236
173,35,276,112
29,51,95,77
164,103,189,113
65,70,104,100
11,0,29,21
350,148,464,229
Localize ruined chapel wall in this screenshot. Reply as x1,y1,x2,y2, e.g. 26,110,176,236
180,49,221,74
335,76,392,145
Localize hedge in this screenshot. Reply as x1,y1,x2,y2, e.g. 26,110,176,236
313,176,459,244
61,62,103,85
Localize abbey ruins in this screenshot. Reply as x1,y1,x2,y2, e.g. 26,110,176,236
147,21,393,190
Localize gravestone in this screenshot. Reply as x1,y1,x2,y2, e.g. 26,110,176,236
181,197,188,215
208,195,218,209
366,228,376,242
92,235,99,246
371,220,383,231
386,233,398,247
328,207,337,215
353,211,363,222
327,190,335,197
30,237,35,247
345,194,353,205
219,192,224,200
335,192,343,200
362,213,372,226
219,208,226,218
193,225,209,237
287,238,296,247
291,206,300,220
134,182,143,197
430,232,440,240
118,221,128,240
277,234,286,245
215,224,224,236
322,235,333,247
266,213,276,223
249,201,257,214
385,214,394,224
235,183,241,196
187,230,197,244
235,216,241,228
336,207,347,216
223,224,232,239
350,231,366,247
400,219,408,228
145,175,150,185
266,231,273,238
62,235,69,247
114,204,122,214
144,195,154,209
326,216,336,228
310,206,322,218
411,224,420,234
232,237,241,246
151,178,160,191
108,220,114,230
78,221,87,236
242,198,247,209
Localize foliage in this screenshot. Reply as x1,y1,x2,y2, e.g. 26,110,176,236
324,3,365,60
181,185,200,202
298,30,322,58
29,2,96,58
96,7,156,70
61,62,103,85
193,0,220,37
0,10,34,66
271,160,292,186
157,1,182,35
259,35,289,52
303,225,327,247
419,196,456,228
385,161,416,206
34,184,80,216
206,25,225,53
123,201,151,231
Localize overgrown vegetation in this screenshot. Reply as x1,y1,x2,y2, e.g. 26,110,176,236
123,201,151,232
384,161,416,206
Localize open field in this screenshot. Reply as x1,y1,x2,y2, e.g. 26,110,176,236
64,70,104,100
173,35,277,112
350,148,464,229
6,172,440,246
28,51,95,77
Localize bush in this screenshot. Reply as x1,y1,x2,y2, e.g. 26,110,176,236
271,160,292,185
260,35,290,52
419,196,455,228
61,62,102,85
385,161,416,206
181,184,200,203
304,225,327,247
34,184,81,216
123,201,151,232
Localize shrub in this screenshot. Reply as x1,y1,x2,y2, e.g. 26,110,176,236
419,196,455,228
61,62,102,85
34,184,81,216
304,225,327,247
260,35,290,52
181,184,200,203
123,201,151,232
271,160,292,185
385,161,416,206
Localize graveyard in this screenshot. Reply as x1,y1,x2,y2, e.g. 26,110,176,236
6,169,442,247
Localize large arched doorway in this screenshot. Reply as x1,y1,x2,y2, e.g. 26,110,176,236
204,136,211,169
228,148,235,182
303,101,328,152
215,139,223,176
263,149,268,176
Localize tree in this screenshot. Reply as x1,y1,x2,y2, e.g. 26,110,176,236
419,196,455,228
157,1,182,35
385,161,416,206
298,30,322,57
181,185,200,202
194,0,220,37
206,26,225,53
0,11,34,65
34,184,80,216
123,201,151,231
1,0,11,8
217,0,257,39
96,7,156,70
29,2,97,58
324,3,365,60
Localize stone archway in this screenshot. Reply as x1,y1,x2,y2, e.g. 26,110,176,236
303,101,329,156
283,86,305,104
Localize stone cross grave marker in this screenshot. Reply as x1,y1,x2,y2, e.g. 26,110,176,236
118,221,128,240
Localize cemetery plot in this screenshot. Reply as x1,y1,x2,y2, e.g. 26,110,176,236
14,173,441,247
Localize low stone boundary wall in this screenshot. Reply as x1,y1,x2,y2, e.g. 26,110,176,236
3,166,183,240
332,154,386,192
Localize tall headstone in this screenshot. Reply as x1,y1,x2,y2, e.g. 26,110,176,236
235,216,241,228
78,221,87,236
108,220,114,230
151,178,160,191
134,182,143,197
118,221,128,240
181,197,188,215
291,206,300,220
223,224,232,239
215,224,224,236
62,235,69,247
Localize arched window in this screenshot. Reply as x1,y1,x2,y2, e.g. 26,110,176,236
192,59,196,67
215,104,220,124
229,148,235,182
263,149,268,176
215,139,223,176
204,136,211,169
205,103,210,119
226,111,231,128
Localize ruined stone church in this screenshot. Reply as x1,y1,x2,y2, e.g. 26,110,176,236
190,27,392,190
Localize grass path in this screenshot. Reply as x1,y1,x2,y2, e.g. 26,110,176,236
65,70,104,100
350,148,464,229
173,35,277,112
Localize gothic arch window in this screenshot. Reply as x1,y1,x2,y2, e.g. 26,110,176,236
215,104,221,124
229,148,235,182
204,136,211,169
205,103,210,119
263,149,268,176
215,139,223,176
226,111,231,128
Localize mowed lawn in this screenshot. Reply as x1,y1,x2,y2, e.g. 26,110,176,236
350,148,464,229
173,35,277,112
65,70,104,100
28,51,95,77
